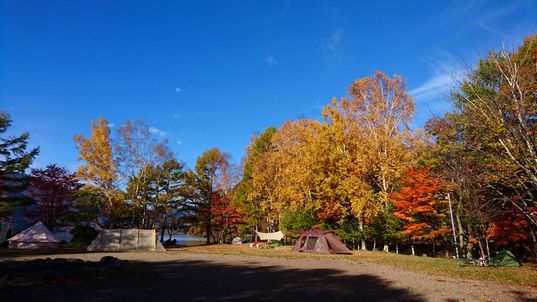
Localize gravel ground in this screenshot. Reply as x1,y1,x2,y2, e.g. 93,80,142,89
2,251,536,302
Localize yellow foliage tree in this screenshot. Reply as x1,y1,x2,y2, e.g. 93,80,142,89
73,117,124,226
323,71,419,250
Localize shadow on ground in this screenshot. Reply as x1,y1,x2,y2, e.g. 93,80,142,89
0,247,87,259
1,258,425,302
511,290,537,302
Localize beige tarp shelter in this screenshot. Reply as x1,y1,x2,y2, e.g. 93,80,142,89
256,230,285,241
8,221,60,249
292,230,351,254
87,229,166,252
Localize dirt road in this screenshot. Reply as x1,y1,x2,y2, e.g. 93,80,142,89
2,251,536,302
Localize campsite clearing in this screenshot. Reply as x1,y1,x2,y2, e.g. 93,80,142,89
1,246,536,302
172,245,537,288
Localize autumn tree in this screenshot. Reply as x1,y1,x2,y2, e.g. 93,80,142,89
488,205,531,251
211,190,244,243
449,34,537,255
234,127,276,237
245,72,419,251
250,119,321,231
326,71,419,251
116,120,176,228
425,113,499,258
391,167,450,255
190,147,236,243
148,158,187,241
28,164,81,229
0,112,39,218
320,99,374,249
74,117,123,227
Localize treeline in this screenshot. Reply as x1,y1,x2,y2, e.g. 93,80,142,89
233,35,537,259
71,119,243,244
1,115,242,245
1,35,535,259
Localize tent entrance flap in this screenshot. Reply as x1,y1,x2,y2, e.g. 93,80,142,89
304,236,318,251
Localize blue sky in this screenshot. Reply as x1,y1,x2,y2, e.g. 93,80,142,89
1,1,536,171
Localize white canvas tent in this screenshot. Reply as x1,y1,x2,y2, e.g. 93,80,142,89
87,229,166,252
255,230,285,241
7,221,60,249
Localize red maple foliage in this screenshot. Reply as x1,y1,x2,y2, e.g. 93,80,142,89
210,191,244,242
391,167,450,241
488,205,530,246
28,164,81,229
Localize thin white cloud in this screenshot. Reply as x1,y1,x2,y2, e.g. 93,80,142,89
108,123,115,128
409,73,455,101
175,87,182,93
409,54,466,103
173,113,179,118
265,54,277,67
327,28,343,52
176,140,182,144
149,126,167,137
475,1,523,39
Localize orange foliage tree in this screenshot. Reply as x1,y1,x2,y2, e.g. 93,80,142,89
391,167,449,255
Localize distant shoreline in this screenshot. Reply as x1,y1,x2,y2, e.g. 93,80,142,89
163,234,206,246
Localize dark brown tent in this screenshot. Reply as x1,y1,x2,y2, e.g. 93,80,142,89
292,230,352,254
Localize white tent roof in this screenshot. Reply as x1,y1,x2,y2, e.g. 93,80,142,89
256,230,285,241
8,221,60,243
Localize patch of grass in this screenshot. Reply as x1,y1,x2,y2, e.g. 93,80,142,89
169,244,537,288
351,251,537,288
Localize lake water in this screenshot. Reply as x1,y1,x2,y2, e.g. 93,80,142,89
164,234,206,246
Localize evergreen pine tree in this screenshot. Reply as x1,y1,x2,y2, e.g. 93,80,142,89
0,112,39,218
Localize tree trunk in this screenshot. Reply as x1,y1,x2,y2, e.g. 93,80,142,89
480,223,490,258
206,219,212,245
160,214,167,242
396,243,399,254
530,227,537,258
372,240,376,251
466,225,474,258
383,243,389,252
478,239,485,258
456,211,465,254
411,244,415,256
359,219,366,250
485,235,491,258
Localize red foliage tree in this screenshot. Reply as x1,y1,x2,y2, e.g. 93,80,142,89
488,205,530,247
28,164,81,229
391,167,450,253
210,191,244,243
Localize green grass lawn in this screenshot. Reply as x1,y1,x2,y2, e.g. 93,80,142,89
169,244,537,288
